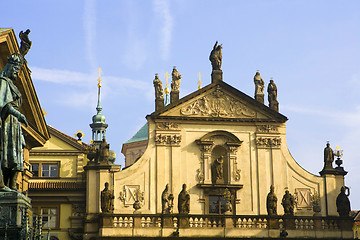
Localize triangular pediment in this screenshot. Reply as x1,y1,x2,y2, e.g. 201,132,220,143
150,81,287,123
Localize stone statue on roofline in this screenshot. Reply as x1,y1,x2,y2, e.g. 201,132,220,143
170,66,181,103
254,71,265,104
0,30,31,192
153,74,164,111
209,41,223,82
267,79,279,112
336,186,350,217
281,190,294,216
101,182,114,213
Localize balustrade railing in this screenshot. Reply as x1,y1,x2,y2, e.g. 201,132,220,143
101,213,353,232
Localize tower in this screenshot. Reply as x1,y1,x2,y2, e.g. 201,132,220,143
90,68,108,144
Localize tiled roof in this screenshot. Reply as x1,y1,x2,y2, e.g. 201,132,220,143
124,123,148,144
29,181,85,190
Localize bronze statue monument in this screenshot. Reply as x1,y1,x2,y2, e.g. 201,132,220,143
153,74,164,111
281,190,294,216
254,71,265,104
0,30,32,191
267,79,279,112
266,185,277,215
101,182,114,213
170,66,181,103
336,186,350,217
178,184,190,214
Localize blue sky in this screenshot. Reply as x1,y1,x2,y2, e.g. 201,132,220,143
2,0,360,208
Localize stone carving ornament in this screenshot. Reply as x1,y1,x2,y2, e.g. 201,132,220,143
267,79,279,112
209,41,222,71
281,190,295,216
101,182,114,213
155,134,181,145
323,142,334,170
156,122,179,130
211,156,224,184
267,185,277,215
180,89,256,118
336,186,350,217
162,184,174,214
256,125,278,133
255,137,281,148
178,184,190,214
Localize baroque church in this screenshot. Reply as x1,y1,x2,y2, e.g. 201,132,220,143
0,28,354,239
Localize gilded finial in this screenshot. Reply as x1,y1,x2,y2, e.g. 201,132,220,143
97,68,102,88
198,72,202,90
75,130,85,141
164,72,170,94
42,108,48,116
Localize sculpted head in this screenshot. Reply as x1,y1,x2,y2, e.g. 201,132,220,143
1,53,23,81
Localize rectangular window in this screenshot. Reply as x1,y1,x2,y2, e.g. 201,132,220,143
32,163,39,177
41,208,57,229
31,162,59,178
209,195,227,214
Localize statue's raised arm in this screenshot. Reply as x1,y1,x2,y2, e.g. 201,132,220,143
209,41,222,71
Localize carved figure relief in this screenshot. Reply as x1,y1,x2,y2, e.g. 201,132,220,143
155,134,181,145
255,137,281,148
180,88,256,118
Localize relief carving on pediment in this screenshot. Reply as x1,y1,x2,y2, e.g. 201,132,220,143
180,89,256,118
255,137,281,148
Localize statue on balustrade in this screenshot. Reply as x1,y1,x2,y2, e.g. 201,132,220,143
212,155,224,184
178,184,190,214
101,182,114,213
162,184,174,214
281,190,294,216
0,32,32,191
267,185,277,215
336,186,350,217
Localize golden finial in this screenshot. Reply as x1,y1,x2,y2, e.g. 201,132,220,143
97,68,102,88
164,72,170,94
42,108,48,116
75,130,85,140
198,72,202,90
89,139,94,144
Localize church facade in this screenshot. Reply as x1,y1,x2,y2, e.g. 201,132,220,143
83,44,353,239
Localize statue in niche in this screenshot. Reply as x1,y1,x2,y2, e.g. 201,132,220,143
267,185,277,215
211,156,224,184
209,41,222,71
171,66,181,92
178,184,190,214
323,142,334,169
336,186,350,217
267,79,279,111
281,190,294,216
254,71,265,98
101,182,114,213
162,184,174,214
0,49,30,191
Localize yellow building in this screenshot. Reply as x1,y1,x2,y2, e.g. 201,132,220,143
29,126,89,240
83,64,353,239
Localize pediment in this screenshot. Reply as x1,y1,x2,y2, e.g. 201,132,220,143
152,81,287,123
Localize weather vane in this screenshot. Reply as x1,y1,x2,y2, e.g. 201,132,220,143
98,68,102,88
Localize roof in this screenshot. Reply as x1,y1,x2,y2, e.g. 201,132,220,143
47,125,89,150
149,80,288,123
124,123,148,144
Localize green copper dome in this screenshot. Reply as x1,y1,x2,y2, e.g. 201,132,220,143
124,123,148,144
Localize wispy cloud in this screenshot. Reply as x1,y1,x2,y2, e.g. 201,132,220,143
31,67,153,107
83,0,97,71
153,0,173,60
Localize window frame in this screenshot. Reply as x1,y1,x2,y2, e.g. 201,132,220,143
30,162,60,179
32,204,60,230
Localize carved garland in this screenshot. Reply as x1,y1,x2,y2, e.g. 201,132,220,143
255,137,281,148
155,134,181,146
256,125,278,133
156,122,179,130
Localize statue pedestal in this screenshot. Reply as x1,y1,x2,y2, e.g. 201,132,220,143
255,94,264,104
170,91,179,104
211,70,223,83
0,191,32,238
